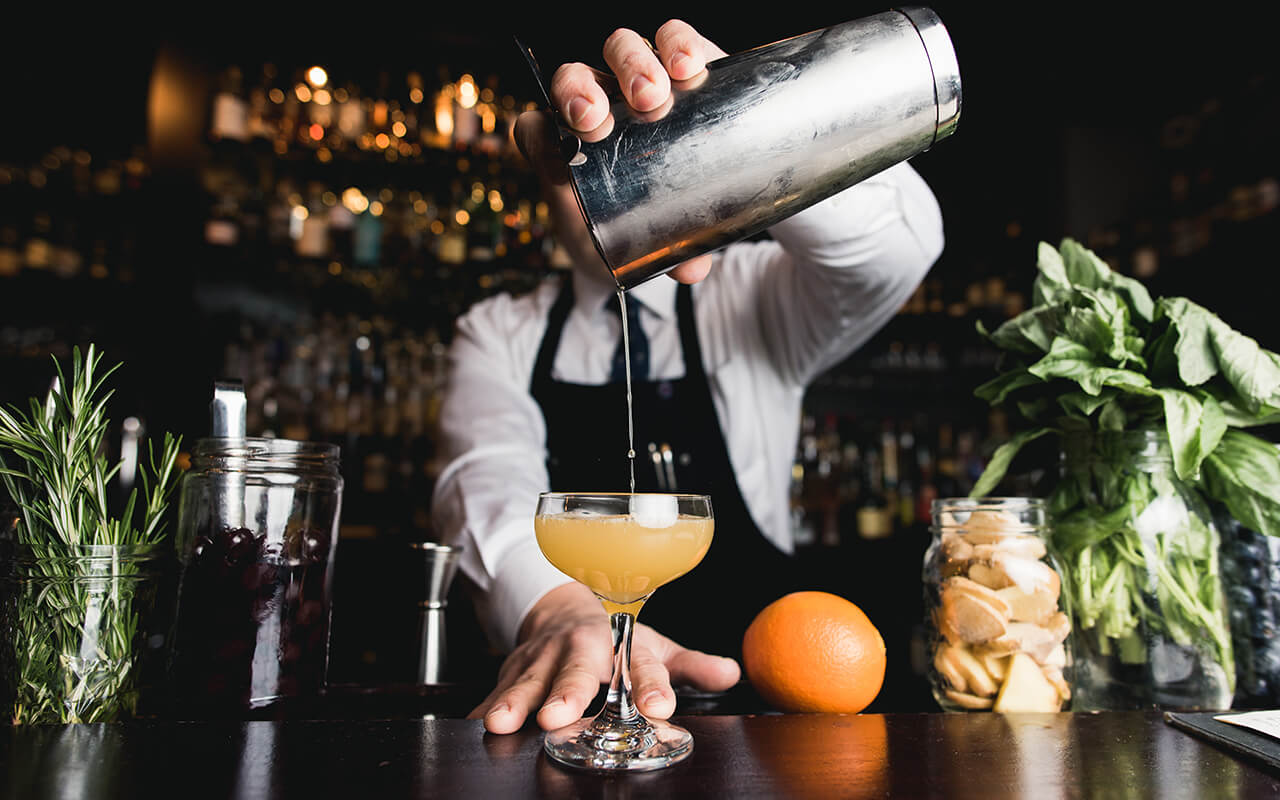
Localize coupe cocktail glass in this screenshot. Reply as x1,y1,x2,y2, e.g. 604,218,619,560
534,492,713,771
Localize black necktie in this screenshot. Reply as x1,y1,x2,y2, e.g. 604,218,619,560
608,294,649,383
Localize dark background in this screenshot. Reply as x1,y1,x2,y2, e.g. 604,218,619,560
6,3,1279,427
3,4,1278,711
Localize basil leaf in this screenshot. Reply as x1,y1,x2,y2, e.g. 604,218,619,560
968,426,1055,498
1157,297,1218,386
1214,395,1280,427
1070,284,1147,368
975,367,1044,406
984,305,1062,355
1207,313,1280,412
1028,338,1152,396
1027,338,1096,383
1016,396,1057,423
1033,241,1073,307
1061,303,1116,359
1052,502,1134,556
1058,388,1117,417
1059,238,1155,323
1154,388,1224,481
1201,429,1280,537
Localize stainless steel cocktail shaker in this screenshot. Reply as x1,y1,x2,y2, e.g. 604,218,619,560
521,6,961,289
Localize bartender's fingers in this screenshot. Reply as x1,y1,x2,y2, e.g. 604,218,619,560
666,254,714,284
652,19,727,80
536,638,613,730
471,651,558,734
602,27,671,113
632,624,741,718
629,645,677,719
665,646,742,691
473,638,582,734
512,109,569,186
549,62,613,133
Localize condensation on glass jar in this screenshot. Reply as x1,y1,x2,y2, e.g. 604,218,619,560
169,437,343,714
923,497,1071,712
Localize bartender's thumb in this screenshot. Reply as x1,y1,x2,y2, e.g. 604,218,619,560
666,254,713,284
513,110,570,187
630,630,740,719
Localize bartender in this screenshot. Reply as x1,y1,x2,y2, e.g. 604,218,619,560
430,19,945,734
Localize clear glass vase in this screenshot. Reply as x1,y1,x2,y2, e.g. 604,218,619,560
1052,428,1234,711
0,543,168,724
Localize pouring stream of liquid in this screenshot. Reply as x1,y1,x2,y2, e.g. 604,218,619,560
617,288,636,492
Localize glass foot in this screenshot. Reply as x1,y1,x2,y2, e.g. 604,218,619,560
543,715,693,772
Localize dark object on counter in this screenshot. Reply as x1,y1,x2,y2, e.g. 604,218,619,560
1166,711,1280,775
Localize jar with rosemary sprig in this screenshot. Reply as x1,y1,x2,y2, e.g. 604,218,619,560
0,345,182,724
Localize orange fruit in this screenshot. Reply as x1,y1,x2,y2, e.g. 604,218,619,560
742,591,887,713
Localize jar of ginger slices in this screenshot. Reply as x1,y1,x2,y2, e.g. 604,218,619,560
922,498,1071,712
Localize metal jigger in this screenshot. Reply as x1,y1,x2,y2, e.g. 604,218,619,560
411,542,462,685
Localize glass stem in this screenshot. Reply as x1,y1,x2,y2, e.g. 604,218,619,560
598,611,641,728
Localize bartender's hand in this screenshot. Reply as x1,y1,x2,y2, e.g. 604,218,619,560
471,582,740,734
514,20,727,285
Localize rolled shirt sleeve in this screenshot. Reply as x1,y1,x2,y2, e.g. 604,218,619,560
430,287,573,651
756,160,945,386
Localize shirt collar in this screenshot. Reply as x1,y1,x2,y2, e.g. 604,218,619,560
571,265,677,321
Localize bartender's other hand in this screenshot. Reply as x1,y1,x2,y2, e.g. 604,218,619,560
514,20,725,175
549,19,727,136
512,21,725,287
471,582,740,734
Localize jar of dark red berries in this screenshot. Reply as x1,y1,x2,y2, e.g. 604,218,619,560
168,437,343,715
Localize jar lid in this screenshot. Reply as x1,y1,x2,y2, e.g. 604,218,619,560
931,496,1048,533
189,437,341,474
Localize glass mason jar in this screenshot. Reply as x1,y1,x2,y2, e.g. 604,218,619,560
1052,428,1233,711
168,438,343,715
923,497,1071,712
0,542,168,724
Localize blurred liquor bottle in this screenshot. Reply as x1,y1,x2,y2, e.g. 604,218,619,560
856,445,893,542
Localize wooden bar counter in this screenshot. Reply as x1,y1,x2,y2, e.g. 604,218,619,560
4,685,1279,799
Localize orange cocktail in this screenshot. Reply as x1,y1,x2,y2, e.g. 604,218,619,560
533,492,713,772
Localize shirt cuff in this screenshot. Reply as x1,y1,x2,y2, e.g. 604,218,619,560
487,536,575,651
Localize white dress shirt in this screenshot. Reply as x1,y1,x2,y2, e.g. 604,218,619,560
431,161,945,650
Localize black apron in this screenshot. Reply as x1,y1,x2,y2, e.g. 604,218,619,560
530,278,800,660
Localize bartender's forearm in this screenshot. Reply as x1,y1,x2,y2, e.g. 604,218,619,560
767,161,944,270
432,472,572,650
749,161,944,384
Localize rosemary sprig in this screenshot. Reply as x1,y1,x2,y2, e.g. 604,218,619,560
0,345,183,723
